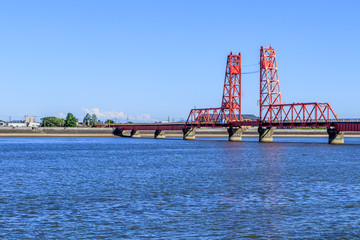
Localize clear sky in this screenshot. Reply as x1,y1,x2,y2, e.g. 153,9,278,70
0,0,359,122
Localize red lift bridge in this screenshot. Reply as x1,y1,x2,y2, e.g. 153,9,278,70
109,46,360,142
185,46,359,132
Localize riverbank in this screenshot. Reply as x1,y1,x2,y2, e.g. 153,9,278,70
0,127,359,138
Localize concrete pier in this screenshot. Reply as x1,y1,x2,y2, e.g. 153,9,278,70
227,127,242,141
154,130,166,139
117,130,130,137
258,127,274,143
130,130,141,138
327,128,344,144
183,128,196,140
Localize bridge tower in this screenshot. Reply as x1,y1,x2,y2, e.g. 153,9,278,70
260,46,282,121
185,52,243,141
258,46,341,143
221,53,242,121
258,46,281,142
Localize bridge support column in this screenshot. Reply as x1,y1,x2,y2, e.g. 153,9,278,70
121,130,130,137
113,129,130,137
327,128,344,144
130,130,141,138
154,130,165,139
183,128,196,140
258,127,274,143
227,127,242,142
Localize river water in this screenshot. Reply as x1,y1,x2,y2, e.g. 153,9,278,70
1,137,360,239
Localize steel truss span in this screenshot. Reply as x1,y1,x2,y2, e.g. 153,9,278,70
102,46,359,133
185,46,341,129
185,52,242,128
259,46,339,128
260,102,338,128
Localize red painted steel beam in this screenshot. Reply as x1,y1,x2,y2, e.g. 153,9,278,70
334,123,360,132
115,124,185,131
260,102,338,128
221,53,242,121
185,52,242,128
261,122,334,128
185,108,226,128
230,121,260,127
259,46,339,128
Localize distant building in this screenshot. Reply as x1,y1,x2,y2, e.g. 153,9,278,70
5,116,41,128
27,122,40,128
26,116,34,123
25,116,40,127
241,114,259,121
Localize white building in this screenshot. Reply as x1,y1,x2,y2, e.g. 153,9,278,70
27,122,41,127
8,122,26,127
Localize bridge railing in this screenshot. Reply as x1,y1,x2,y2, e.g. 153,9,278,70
334,118,360,123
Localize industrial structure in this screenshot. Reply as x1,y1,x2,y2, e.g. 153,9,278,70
108,46,360,144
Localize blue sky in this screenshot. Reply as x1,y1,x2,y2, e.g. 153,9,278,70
0,1,359,122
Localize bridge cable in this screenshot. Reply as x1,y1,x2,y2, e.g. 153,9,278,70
242,70,259,75
242,63,260,67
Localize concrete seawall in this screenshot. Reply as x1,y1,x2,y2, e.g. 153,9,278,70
0,127,359,138
0,127,116,137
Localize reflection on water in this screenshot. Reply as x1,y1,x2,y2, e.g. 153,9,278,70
0,137,360,238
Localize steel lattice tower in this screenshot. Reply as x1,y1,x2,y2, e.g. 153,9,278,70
185,52,242,127
221,52,242,121
260,46,282,121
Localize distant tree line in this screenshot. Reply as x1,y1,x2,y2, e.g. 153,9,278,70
83,113,97,126
41,116,65,127
105,119,114,124
40,113,119,127
41,113,77,127
41,112,122,127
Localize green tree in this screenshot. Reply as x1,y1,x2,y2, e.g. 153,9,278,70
105,119,114,124
41,116,58,127
83,113,91,126
41,117,65,127
65,113,77,127
59,118,65,127
90,114,97,126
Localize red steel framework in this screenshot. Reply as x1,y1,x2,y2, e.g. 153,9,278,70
185,52,242,127
259,46,339,128
185,46,340,129
105,45,360,133
260,46,282,119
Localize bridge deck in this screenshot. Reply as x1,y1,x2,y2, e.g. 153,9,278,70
95,123,185,131
334,122,360,132
94,121,360,132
